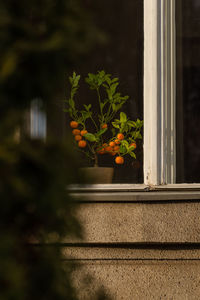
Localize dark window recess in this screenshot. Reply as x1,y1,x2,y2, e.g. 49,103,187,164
176,0,200,182
64,0,144,184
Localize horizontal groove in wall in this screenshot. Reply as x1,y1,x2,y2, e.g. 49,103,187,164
71,191,200,203
34,242,200,250
63,258,200,262
62,243,200,260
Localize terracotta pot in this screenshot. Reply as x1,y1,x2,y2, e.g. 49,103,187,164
80,167,114,184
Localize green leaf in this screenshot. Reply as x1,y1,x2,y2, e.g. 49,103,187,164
128,121,136,128
121,140,129,149
69,98,75,109
120,112,127,122
96,128,107,136
112,122,120,129
100,102,105,110
111,77,119,83
119,144,126,154
111,128,116,136
83,104,89,111
110,82,119,93
112,103,116,111
84,133,97,142
135,131,142,139
130,152,136,159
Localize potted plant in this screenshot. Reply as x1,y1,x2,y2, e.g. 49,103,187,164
63,70,143,183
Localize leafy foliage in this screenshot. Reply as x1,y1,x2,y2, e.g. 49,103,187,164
64,71,143,166
0,0,105,299
0,139,83,300
0,0,102,136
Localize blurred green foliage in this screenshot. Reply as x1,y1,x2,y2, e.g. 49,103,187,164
0,0,104,299
0,140,83,299
0,0,102,136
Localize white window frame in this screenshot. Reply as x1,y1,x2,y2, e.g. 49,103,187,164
70,0,200,195
70,0,200,190
144,0,176,186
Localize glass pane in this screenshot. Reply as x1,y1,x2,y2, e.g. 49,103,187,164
63,1,144,184
47,1,144,183
176,0,200,182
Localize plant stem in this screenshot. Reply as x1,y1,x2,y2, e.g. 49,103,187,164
105,103,112,123
90,116,98,131
97,88,104,124
77,148,93,160
94,153,98,167
87,142,94,155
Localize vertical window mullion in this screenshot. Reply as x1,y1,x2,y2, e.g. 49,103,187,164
144,0,176,185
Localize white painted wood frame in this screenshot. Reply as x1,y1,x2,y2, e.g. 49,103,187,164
144,0,176,185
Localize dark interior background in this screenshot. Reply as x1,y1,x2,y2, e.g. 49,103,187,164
176,0,200,182
48,0,144,183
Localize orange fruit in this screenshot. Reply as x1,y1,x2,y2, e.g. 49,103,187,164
101,123,108,129
130,142,137,149
78,140,87,148
97,148,105,154
114,145,120,152
96,146,105,154
105,146,112,152
74,135,82,141
72,129,80,135
114,139,121,145
115,156,124,164
110,151,116,156
117,133,124,140
70,121,78,128
99,150,105,154
109,141,115,147
80,130,88,136
102,143,108,147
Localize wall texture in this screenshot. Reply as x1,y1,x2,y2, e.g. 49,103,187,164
66,188,200,299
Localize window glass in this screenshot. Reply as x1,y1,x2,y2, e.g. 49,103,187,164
63,1,144,184
176,0,200,182
45,1,144,183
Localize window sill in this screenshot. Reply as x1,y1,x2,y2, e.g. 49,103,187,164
69,184,200,202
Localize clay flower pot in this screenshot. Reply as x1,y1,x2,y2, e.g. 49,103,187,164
80,167,114,184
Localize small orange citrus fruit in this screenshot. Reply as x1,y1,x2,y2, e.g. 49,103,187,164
74,135,82,141
78,140,87,148
114,145,120,152
105,146,112,152
102,143,108,147
115,139,120,145
80,130,88,136
72,129,80,135
110,151,116,156
98,148,105,154
115,156,124,164
101,123,108,129
70,121,78,128
130,142,137,149
109,141,115,147
117,133,124,140
114,139,121,145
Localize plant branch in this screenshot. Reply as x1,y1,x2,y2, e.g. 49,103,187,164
97,88,104,124
90,116,98,131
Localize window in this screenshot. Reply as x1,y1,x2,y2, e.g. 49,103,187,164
144,0,200,186
40,0,200,187
176,0,200,183
66,0,144,184
144,0,176,185
30,99,47,140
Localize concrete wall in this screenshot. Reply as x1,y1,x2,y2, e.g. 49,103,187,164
66,188,200,299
